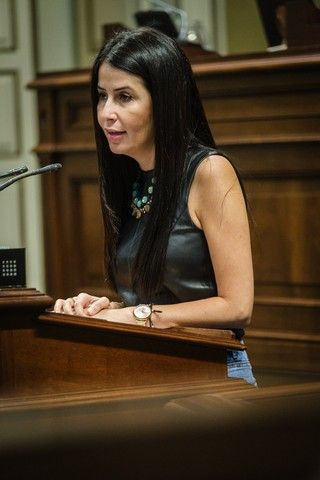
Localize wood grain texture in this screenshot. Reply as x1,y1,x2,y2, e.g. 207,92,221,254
0,289,247,398
0,381,319,480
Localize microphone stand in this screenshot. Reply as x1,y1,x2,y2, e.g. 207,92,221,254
0,166,28,180
0,164,62,192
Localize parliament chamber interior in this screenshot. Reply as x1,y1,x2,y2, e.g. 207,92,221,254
0,1,320,478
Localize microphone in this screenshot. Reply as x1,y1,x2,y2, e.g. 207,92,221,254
0,165,28,179
0,163,62,192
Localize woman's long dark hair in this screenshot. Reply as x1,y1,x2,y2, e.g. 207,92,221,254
91,27,215,301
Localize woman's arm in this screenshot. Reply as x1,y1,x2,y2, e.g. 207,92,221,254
152,154,253,328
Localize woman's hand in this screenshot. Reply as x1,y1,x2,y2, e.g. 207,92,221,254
53,292,123,316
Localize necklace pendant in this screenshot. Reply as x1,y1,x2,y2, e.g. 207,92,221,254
131,175,155,219
131,203,142,219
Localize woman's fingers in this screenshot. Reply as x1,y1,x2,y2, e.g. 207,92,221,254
61,297,76,315
53,293,115,316
73,298,85,316
53,299,65,313
53,298,75,314
86,296,111,315
73,293,97,316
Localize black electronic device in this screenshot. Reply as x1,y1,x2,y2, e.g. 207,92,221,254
0,248,26,288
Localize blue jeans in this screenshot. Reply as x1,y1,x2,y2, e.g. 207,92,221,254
227,346,257,386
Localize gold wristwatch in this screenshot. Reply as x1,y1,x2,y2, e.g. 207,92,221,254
133,304,153,327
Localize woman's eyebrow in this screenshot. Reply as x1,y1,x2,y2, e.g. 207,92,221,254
97,85,134,92
114,86,134,92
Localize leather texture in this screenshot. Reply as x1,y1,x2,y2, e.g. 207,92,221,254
115,144,218,306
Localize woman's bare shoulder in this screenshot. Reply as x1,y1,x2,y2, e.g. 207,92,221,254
194,154,239,197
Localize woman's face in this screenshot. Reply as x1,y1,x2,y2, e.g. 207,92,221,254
97,62,155,170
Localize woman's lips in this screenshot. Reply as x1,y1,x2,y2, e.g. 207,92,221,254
105,130,126,143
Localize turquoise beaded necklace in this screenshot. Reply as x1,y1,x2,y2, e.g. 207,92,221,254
131,174,155,219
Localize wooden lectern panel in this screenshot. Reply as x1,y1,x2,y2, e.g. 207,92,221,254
0,288,243,397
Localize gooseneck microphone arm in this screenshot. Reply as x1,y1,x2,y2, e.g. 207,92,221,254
0,163,62,192
0,165,28,179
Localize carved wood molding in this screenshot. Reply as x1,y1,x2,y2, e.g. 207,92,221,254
246,329,320,343
193,51,320,75
27,50,320,91
0,288,53,310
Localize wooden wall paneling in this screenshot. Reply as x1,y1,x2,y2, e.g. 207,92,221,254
224,144,320,373
38,152,66,298
32,78,106,299
247,176,320,286
197,70,320,147
223,142,320,180
58,153,105,297
194,52,320,377
40,151,105,299
37,90,57,145
56,88,94,144
246,335,320,373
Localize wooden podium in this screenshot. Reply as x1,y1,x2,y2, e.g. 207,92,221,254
0,288,247,399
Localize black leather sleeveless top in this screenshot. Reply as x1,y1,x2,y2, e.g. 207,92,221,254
115,144,218,306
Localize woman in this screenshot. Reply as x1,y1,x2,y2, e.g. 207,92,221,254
54,27,256,385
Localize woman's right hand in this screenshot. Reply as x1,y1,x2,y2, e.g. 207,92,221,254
53,292,117,316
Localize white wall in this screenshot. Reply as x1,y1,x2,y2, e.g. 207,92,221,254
0,0,78,292
0,0,44,290
35,0,76,72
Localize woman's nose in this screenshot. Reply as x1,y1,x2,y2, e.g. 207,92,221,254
101,99,117,121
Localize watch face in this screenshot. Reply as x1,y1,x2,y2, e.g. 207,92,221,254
134,304,152,320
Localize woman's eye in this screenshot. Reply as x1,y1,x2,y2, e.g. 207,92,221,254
98,91,107,102
119,93,132,103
